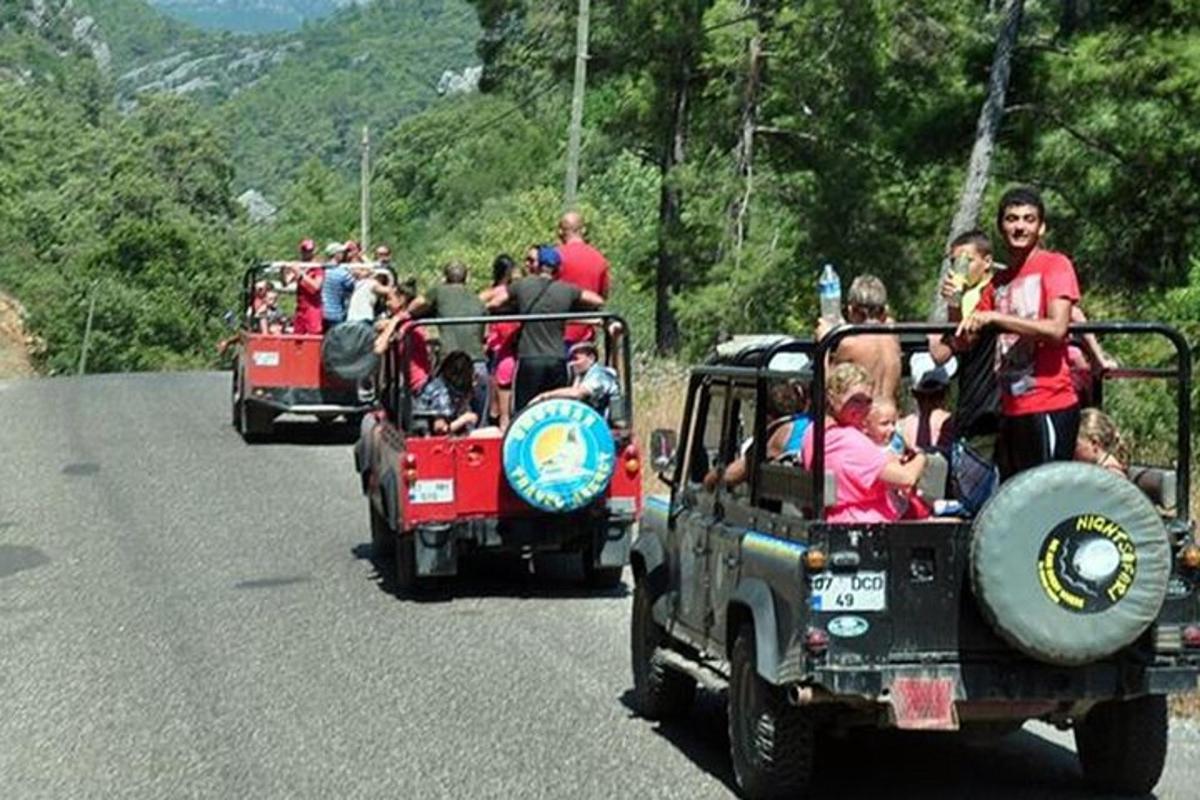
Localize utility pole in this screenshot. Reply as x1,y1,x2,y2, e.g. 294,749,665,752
360,125,371,251
78,281,98,375
563,0,591,210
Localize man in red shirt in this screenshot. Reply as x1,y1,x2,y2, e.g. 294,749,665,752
556,211,610,345
958,186,1081,480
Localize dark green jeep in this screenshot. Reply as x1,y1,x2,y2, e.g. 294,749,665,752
630,323,1198,799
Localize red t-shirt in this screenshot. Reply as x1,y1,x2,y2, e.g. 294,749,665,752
397,322,432,394
975,248,1080,416
292,268,324,335
557,240,610,344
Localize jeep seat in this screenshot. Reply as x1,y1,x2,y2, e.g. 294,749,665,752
757,462,837,517
1128,465,1177,512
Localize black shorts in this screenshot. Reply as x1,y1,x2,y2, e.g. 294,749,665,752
996,405,1080,481
513,356,568,413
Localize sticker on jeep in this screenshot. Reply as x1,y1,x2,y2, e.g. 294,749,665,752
253,351,280,367
1037,513,1137,613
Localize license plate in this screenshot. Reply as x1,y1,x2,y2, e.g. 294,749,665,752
810,571,887,612
252,351,280,367
408,479,454,505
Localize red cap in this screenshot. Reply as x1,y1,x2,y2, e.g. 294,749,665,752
299,238,315,253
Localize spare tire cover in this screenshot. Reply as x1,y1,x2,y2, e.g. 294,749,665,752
321,321,378,381
970,461,1169,666
503,399,616,513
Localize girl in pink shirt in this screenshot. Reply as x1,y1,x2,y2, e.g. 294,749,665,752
803,363,927,523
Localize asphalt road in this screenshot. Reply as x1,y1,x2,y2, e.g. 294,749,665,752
1,371,1197,799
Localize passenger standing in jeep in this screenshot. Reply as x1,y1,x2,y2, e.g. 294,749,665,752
958,187,1081,480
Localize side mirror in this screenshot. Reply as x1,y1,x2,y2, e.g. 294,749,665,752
650,428,678,477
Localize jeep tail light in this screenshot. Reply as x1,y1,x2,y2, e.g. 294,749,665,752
803,549,827,572
1184,626,1200,648
1180,544,1200,571
804,627,829,654
623,443,640,476
403,453,418,483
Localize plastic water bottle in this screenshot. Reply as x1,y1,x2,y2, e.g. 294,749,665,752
949,252,971,307
818,263,842,325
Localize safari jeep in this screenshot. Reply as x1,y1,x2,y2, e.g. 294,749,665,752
355,312,641,593
630,323,1199,799
230,261,392,440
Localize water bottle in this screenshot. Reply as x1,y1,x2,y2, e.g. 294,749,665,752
818,263,842,325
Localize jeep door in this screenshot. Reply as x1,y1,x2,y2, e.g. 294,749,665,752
672,379,728,635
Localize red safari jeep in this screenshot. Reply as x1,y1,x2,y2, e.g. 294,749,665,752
355,312,642,592
230,261,392,440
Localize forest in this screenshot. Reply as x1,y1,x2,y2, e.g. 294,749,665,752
1,1,1197,448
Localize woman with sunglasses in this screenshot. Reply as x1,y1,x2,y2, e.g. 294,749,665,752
802,362,927,523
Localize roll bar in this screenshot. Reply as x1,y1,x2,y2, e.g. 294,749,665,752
385,312,634,430
750,321,1192,522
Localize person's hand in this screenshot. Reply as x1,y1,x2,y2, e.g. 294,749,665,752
606,320,625,339
815,317,832,341
956,310,995,338
939,273,961,303
1099,353,1120,371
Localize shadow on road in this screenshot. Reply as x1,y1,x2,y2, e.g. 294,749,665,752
620,688,1143,800
351,543,630,603
241,419,359,447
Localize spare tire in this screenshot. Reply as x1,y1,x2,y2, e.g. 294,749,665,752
321,321,379,382
503,399,616,513
970,461,1169,666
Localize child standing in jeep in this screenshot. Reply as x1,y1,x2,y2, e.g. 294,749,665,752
957,187,1081,480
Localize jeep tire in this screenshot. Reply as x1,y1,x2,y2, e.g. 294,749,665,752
728,627,814,799
231,365,243,432
630,579,695,720
970,462,1170,665
370,504,394,561
1075,694,1168,796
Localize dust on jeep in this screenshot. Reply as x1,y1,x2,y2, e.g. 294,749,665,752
630,322,1197,799
356,312,642,594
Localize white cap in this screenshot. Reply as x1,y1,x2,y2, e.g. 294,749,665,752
910,351,957,392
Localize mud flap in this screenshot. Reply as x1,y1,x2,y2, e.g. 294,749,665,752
888,675,959,731
595,524,632,568
415,524,458,577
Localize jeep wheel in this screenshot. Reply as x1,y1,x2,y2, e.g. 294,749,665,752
231,365,243,432
630,579,695,720
369,504,394,561
1075,694,1167,795
395,532,419,596
728,627,814,799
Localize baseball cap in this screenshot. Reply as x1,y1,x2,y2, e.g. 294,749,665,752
568,340,598,358
910,352,957,392
299,238,315,253
537,245,561,271
325,241,345,257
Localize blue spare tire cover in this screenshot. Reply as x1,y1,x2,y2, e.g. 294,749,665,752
503,399,616,513
970,461,1170,666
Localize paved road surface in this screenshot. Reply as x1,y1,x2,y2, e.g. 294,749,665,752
1,372,1197,799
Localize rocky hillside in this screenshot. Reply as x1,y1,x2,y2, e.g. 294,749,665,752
149,1,366,32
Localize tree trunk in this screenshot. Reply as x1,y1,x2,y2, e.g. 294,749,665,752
729,1,765,260
655,61,691,355
945,0,1025,247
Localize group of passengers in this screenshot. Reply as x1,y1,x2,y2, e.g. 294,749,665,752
708,186,1132,524
333,212,618,434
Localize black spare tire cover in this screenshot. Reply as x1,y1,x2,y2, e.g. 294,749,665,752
970,461,1169,666
502,399,616,513
321,321,379,382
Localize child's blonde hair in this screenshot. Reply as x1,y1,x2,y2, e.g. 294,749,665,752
826,362,872,404
1079,408,1127,464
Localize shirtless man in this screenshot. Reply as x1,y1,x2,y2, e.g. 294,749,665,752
816,274,901,403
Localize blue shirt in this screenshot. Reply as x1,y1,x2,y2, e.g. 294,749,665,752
321,266,357,323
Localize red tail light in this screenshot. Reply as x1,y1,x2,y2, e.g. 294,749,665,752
403,452,418,483
804,627,829,654
623,443,640,476
1183,626,1200,648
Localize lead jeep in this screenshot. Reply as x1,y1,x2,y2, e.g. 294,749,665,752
355,312,641,593
230,261,394,440
630,322,1198,799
